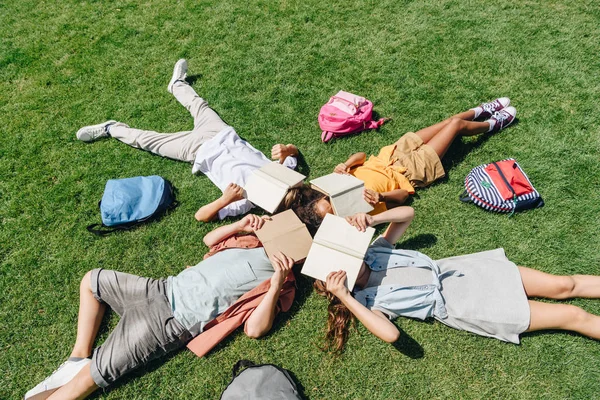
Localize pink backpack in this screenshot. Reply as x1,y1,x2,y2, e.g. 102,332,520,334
318,91,388,143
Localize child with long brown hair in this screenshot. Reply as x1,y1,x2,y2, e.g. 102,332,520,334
315,208,600,353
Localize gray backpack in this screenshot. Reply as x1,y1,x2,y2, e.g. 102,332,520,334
220,360,303,400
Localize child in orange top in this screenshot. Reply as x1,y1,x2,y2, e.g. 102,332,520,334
333,98,517,214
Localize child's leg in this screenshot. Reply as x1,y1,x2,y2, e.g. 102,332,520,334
109,124,199,162
414,110,476,144
519,266,600,299
171,81,228,135
47,364,98,400
422,117,489,159
527,300,600,339
70,271,106,359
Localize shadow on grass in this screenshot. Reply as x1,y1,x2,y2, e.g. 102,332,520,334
396,233,438,250
391,328,425,359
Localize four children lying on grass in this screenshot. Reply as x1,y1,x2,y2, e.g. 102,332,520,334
26,59,597,399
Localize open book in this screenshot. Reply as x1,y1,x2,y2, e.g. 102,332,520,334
301,213,375,291
310,173,374,217
245,163,306,213
255,210,313,262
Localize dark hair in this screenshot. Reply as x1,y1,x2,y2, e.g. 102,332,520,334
276,185,325,213
276,185,326,235
313,280,355,353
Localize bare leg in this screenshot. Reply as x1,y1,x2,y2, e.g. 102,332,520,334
527,300,600,339
519,266,600,299
414,110,476,144
47,364,99,400
70,271,106,359
424,118,490,159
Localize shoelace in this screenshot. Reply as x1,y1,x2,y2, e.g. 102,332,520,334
482,100,500,114
492,110,510,124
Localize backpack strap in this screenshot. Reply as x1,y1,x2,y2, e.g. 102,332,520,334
231,359,256,378
458,190,472,203
491,161,517,198
321,131,335,143
363,117,389,130
86,223,134,236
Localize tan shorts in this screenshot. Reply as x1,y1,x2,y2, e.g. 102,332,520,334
393,132,445,188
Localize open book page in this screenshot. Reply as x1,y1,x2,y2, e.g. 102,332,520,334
259,162,306,188
330,190,374,217
255,210,312,262
310,173,362,195
245,163,306,213
310,173,373,217
301,214,375,290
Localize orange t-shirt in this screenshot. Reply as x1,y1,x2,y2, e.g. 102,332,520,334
350,145,415,215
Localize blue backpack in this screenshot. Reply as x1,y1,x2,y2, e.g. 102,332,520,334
87,176,177,235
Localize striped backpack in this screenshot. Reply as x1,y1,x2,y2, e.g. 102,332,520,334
460,159,544,214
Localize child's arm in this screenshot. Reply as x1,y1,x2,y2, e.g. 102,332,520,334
346,206,414,244
334,152,367,174
271,144,299,164
202,214,267,247
244,252,294,338
363,188,409,207
195,183,245,222
327,270,400,343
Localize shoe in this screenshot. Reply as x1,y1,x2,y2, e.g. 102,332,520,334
24,358,91,400
167,59,188,94
76,120,117,142
472,97,510,120
486,106,516,133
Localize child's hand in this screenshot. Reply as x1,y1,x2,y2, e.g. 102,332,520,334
345,213,373,232
222,183,245,203
363,188,381,206
334,163,349,174
271,144,297,163
269,252,294,289
326,270,350,299
237,214,269,232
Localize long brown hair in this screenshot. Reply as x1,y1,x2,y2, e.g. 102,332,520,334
313,280,355,353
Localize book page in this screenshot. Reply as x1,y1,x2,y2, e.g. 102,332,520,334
330,188,374,217
244,171,289,213
314,213,374,258
260,225,313,262
301,243,364,291
259,162,306,188
310,173,363,197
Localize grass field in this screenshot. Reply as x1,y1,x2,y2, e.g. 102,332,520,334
1,0,600,398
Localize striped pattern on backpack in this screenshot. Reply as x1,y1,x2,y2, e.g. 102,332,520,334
460,159,544,213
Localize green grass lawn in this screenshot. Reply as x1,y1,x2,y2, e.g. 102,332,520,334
2,0,600,398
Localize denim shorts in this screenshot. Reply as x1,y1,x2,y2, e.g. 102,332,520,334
89,269,192,388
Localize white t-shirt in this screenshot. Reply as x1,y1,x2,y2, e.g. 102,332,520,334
192,126,297,219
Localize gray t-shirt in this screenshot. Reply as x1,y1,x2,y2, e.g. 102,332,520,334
166,248,274,334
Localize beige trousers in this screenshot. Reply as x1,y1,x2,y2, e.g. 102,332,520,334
109,81,228,163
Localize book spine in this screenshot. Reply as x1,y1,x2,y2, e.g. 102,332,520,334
314,238,364,259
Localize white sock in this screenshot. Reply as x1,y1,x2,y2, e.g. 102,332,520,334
486,119,496,132
471,106,483,119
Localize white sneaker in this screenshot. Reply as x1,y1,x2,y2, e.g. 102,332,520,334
25,358,92,400
76,120,117,142
471,97,510,120
167,59,188,94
